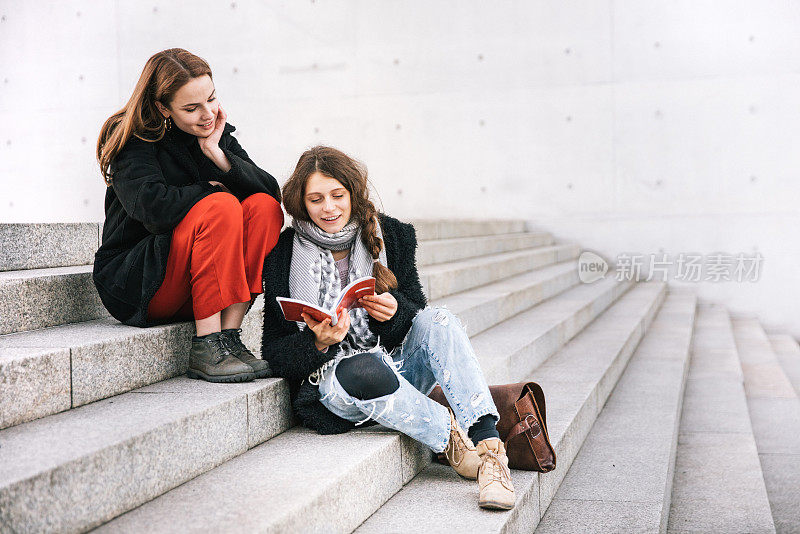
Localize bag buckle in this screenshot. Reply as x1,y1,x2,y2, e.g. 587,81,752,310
524,413,542,438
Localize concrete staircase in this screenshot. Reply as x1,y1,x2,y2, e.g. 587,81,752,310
0,220,797,533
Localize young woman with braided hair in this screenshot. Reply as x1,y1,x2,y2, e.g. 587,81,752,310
261,146,515,510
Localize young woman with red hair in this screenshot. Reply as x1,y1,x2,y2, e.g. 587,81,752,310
94,48,283,383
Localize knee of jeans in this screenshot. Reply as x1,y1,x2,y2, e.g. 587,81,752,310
335,352,399,400
412,306,439,326
417,306,461,334
432,307,457,326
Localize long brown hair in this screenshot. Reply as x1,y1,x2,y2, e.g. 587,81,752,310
283,146,398,294
97,48,212,184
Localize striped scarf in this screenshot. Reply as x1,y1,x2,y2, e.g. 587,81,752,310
289,217,388,356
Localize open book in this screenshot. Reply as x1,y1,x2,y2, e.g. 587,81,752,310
276,276,376,326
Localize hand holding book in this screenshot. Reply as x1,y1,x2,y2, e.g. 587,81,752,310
301,309,351,352
359,292,398,322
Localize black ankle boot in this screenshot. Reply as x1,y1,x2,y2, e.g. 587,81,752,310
188,332,256,383
221,328,273,379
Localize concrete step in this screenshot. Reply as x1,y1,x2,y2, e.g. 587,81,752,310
537,292,696,533
732,318,800,534
667,305,775,533
411,219,526,241
0,375,293,533
473,276,632,384
0,223,99,272
420,243,580,301
417,232,553,267
0,299,264,430
770,334,800,398
0,265,108,335
355,282,667,533
432,260,579,338
94,426,428,534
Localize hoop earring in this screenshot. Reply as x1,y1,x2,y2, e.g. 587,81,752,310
164,116,172,132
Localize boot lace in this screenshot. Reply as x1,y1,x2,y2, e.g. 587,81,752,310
481,450,512,487
446,426,471,465
221,329,245,355
227,328,243,343
209,335,234,364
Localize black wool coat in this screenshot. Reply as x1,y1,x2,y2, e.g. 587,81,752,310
93,124,281,327
261,214,427,434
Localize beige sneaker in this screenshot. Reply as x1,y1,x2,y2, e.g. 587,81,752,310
443,409,482,480
476,438,516,510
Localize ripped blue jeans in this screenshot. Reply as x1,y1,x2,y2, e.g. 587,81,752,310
316,307,499,453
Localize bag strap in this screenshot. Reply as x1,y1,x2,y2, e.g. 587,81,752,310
506,412,542,443
522,382,547,428
507,386,556,469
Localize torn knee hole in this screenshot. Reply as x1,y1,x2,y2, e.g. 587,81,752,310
336,352,399,400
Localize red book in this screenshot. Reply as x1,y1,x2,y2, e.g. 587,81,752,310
276,277,376,326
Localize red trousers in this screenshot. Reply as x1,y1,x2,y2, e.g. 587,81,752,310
147,192,283,321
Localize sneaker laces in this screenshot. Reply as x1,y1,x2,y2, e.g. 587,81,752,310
445,425,471,465
481,450,512,486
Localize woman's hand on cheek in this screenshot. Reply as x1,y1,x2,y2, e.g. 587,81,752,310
359,292,398,322
198,106,232,172
198,105,227,150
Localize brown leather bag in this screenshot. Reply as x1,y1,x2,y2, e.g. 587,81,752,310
429,382,556,472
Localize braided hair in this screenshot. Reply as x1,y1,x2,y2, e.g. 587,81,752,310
283,146,398,293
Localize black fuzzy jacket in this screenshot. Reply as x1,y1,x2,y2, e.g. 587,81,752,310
93,124,280,327
261,214,427,434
